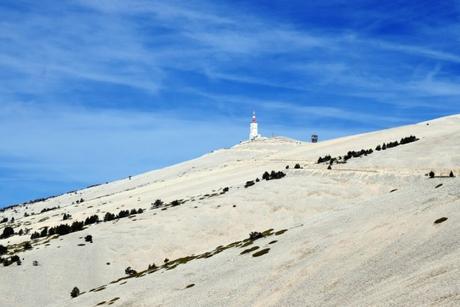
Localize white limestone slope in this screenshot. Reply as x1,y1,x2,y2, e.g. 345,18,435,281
0,114,459,307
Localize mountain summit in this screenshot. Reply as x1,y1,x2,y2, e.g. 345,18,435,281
0,114,459,307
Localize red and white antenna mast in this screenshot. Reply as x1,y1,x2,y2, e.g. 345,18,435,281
249,111,260,140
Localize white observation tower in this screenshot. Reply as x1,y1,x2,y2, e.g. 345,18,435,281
249,111,261,141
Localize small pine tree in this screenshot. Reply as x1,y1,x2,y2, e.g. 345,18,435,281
40,227,48,238
262,171,270,181
70,287,80,298
449,171,455,178
1,226,14,239
249,231,263,240
0,244,7,255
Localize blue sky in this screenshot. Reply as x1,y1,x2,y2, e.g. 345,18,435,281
1,0,459,207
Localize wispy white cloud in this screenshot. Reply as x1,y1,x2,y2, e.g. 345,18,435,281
1,0,460,206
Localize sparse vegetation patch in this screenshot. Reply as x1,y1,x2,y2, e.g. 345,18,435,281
317,135,419,167
252,248,270,257
241,246,260,255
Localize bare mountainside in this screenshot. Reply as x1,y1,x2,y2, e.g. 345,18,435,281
0,114,459,307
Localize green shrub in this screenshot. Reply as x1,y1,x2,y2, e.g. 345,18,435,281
0,244,7,255
1,226,14,239
70,287,80,298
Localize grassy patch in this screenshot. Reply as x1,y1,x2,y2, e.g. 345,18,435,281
240,241,253,248
108,297,120,305
90,286,107,293
274,229,288,236
241,246,259,255
252,248,270,257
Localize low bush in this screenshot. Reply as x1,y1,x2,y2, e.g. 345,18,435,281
117,210,130,218
244,181,255,188
262,171,286,181
85,235,93,243
40,206,59,214
270,171,286,180
71,221,84,232
262,171,270,181
104,212,116,222
30,232,40,240
2,255,21,267
151,199,164,209
0,244,7,255
84,215,99,225
125,267,137,276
